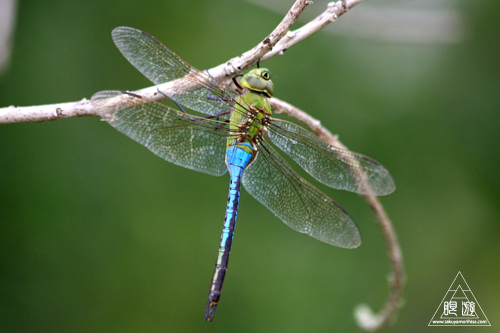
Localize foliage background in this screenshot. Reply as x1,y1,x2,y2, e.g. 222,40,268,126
0,0,498,331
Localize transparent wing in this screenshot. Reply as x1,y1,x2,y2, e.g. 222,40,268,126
241,140,361,248
92,90,229,176
267,120,395,196
112,26,239,116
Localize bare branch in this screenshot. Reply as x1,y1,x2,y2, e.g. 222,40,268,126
263,0,363,60
0,98,96,123
216,0,313,76
270,97,405,332
354,195,405,332
0,0,404,330
0,0,361,124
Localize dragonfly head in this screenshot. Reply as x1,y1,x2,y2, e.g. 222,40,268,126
240,68,274,98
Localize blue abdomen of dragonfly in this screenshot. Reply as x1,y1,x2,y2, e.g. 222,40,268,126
205,142,253,321
225,142,254,226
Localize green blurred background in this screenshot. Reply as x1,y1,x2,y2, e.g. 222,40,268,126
1,0,498,331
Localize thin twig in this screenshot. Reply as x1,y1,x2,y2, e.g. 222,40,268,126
354,193,405,331
263,0,362,61
0,0,360,124
0,0,310,124
0,0,404,331
0,99,96,123
270,98,405,332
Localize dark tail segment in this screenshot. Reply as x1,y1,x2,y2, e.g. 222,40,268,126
205,164,243,322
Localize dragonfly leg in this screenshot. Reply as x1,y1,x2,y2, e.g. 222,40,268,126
156,86,227,123
204,68,235,103
157,85,231,124
155,87,191,115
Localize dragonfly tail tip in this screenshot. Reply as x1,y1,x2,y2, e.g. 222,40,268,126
204,302,218,322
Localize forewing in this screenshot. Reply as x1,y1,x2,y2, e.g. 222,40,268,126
112,26,239,116
267,120,395,196
241,141,361,249
92,90,228,176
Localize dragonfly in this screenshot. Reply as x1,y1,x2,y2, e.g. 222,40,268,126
91,26,395,322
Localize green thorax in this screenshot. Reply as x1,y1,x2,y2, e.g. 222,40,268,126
227,68,274,154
